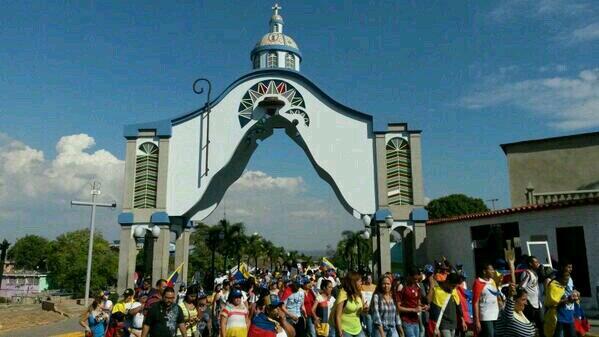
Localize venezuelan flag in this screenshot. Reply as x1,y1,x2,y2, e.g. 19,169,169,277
167,263,184,287
248,313,278,337
321,257,336,270
426,286,460,337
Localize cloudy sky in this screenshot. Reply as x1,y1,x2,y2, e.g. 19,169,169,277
0,1,597,250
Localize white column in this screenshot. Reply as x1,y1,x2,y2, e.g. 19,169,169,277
152,225,170,282
117,226,137,293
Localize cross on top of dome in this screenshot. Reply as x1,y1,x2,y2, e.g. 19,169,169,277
251,3,302,71
272,3,282,16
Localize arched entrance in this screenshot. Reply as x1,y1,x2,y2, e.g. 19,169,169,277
115,5,428,292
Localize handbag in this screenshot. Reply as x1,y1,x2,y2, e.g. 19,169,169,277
316,322,330,336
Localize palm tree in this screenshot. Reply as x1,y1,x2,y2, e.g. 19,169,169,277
217,219,245,273
262,240,275,270
245,233,264,269
339,230,371,272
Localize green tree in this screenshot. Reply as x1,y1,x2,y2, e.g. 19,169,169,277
47,229,118,297
7,235,50,271
189,223,224,288
425,194,489,219
333,230,371,272
244,234,264,269
215,219,245,273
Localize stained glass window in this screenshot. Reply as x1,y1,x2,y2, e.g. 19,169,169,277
386,137,413,205
285,53,295,69
134,142,159,208
267,52,278,68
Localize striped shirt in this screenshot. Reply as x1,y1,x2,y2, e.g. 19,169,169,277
221,303,249,330
371,293,401,328
496,297,535,337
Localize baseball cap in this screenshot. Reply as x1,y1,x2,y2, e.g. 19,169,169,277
123,288,134,297
231,289,243,298
424,264,434,275
268,294,284,307
298,276,310,286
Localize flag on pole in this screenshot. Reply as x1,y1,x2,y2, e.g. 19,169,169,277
167,263,184,287
321,257,336,270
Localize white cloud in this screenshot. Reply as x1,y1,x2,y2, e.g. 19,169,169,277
0,133,124,240
288,210,333,219
0,134,359,251
569,22,599,43
460,68,599,130
204,171,361,251
539,65,568,73
489,0,589,22
232,170,304,192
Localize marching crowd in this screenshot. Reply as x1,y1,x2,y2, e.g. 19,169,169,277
79,254,590,337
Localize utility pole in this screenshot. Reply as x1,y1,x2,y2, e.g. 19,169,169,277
0,239,10,290
487,198,499,210
71,182,116,307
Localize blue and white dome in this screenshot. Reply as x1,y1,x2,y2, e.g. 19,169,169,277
251,4,301,71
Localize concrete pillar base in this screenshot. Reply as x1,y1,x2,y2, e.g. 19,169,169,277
152,225,170,283
117,226,137,293
174,229,191,287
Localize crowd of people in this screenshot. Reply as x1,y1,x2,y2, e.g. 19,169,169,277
78,253,590,337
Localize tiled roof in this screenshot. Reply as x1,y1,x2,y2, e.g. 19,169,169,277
426,197,599,225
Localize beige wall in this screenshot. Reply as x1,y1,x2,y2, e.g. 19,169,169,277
425,204,599,309
504,134,599,206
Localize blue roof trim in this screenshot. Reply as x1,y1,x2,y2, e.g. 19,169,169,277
170,69,373,126
410,208,429,221
374,208,392,222
118,212,134,225
150,211,170,224
124,118,172,139
251,45,302,59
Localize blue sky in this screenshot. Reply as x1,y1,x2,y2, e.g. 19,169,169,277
1,1,597,249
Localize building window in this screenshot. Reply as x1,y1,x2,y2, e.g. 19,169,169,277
253,56,260,69
134,142,159,208
386,137,413,205
267,52,278,68
285,53,295,69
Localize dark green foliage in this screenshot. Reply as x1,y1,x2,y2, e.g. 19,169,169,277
46,229,118,297
425,194,489,219
7,235,50,271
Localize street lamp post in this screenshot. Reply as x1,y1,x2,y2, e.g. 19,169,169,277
362,214,394,280
71,182,117,307
0,239,10,290
133,225,162,282
359,230,370,273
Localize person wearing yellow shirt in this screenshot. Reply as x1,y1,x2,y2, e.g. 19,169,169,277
332,271,365,337
112,288,138,315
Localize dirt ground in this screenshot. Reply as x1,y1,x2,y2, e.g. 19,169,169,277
0,299,85,334
0,304,66,332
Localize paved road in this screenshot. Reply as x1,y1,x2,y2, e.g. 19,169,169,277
2,317,598,337
0,317,81,337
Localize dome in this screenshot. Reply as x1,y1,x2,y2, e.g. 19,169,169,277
255,32,299,51
250,4,302,71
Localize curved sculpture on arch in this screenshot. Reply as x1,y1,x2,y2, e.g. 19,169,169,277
123,69,377,223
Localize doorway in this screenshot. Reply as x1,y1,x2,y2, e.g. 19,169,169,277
471,222,522,274
556,227,591,297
